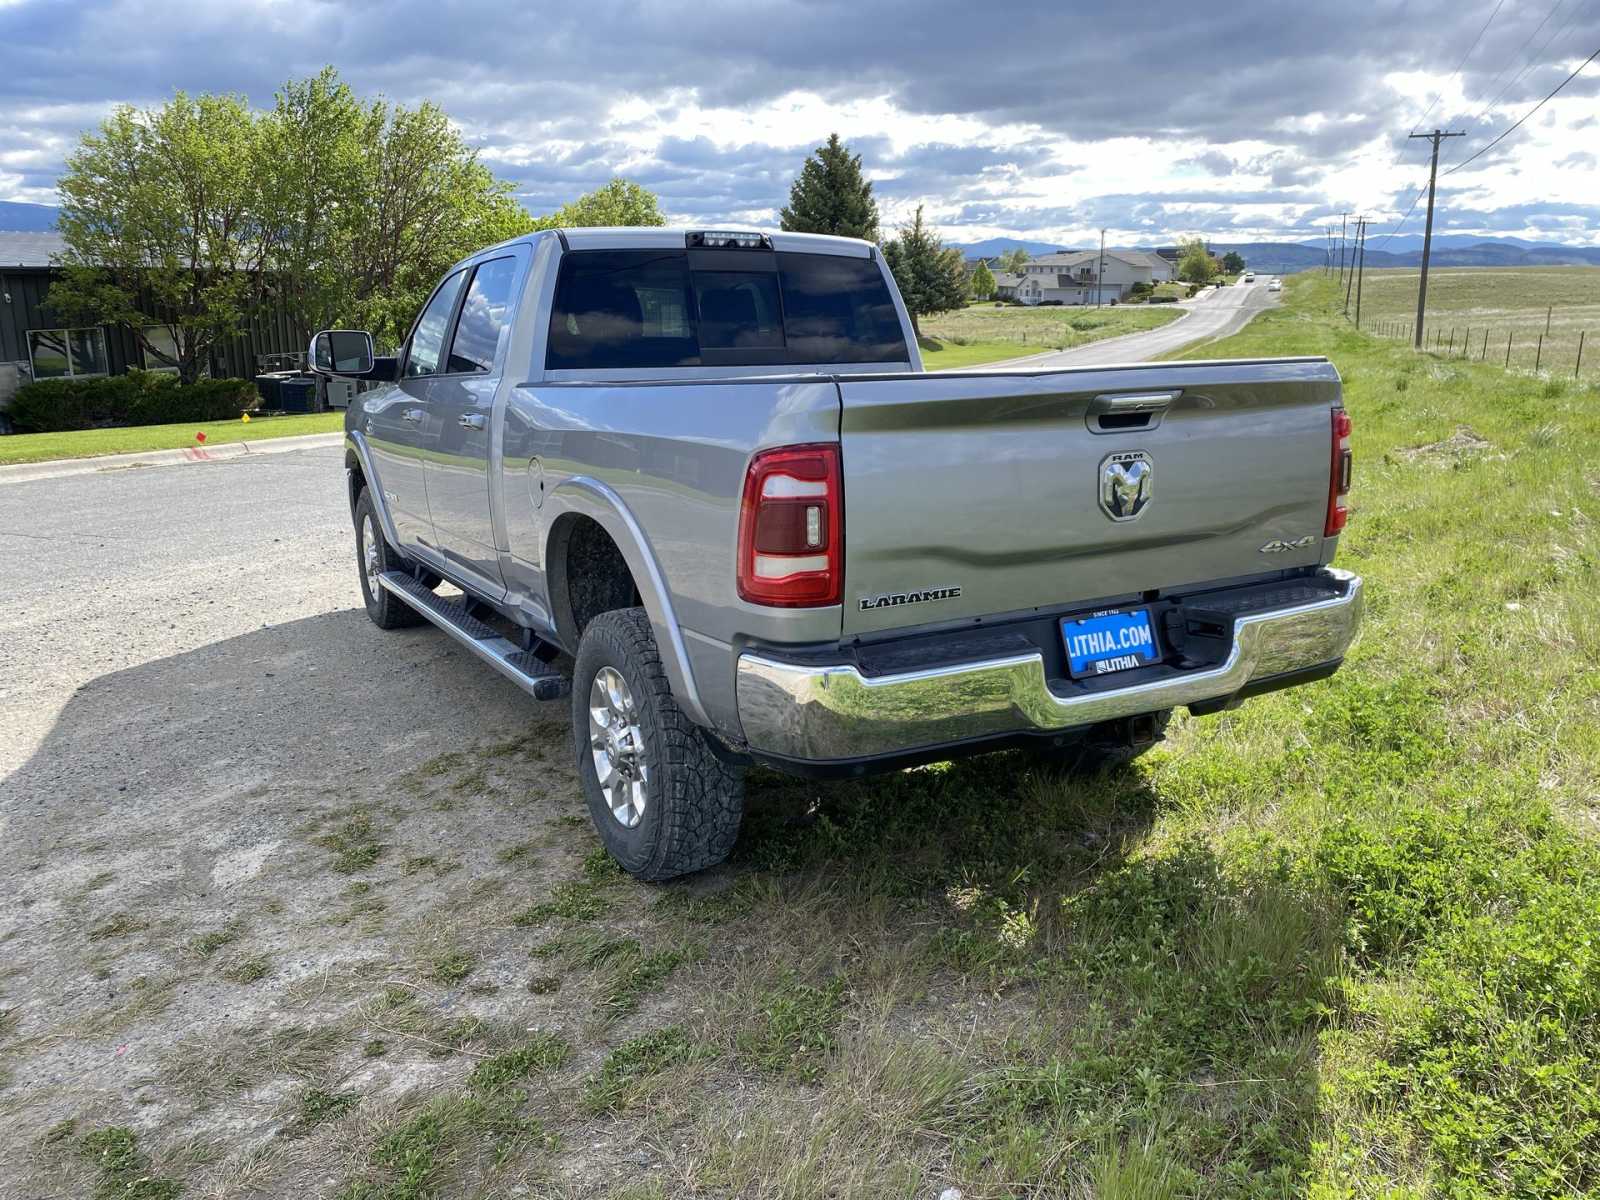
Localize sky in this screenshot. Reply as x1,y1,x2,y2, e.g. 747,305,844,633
1,0,1598,247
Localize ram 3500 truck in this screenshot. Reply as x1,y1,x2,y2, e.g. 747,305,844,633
311,227,1362,880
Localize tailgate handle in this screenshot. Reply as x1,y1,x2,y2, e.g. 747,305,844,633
1086,391,1177,434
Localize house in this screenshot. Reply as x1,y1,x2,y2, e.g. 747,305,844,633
0,230,308,410
1012,249,1176,305
991,270,1021,300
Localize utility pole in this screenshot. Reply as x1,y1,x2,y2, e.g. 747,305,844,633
1409,128,1465,349
1354,218,1369,327
1344,216,1362,316
1096,228,1106,309
1336,212,1351,286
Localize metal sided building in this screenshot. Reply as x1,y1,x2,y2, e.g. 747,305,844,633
0,231,309,413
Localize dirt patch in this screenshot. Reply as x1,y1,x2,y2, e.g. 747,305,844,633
1395,424,1494,463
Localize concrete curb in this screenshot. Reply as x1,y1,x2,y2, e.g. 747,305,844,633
0,430,344,486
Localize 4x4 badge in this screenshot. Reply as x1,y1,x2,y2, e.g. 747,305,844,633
1259,535,1316,553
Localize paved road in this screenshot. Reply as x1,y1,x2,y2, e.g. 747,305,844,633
986,276,1279,371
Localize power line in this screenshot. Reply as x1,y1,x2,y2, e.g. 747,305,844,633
1371,180,1432,248
1444,47,1600,175
1462,0,1569,122
1406,0,1510,133
1457,0,1590,131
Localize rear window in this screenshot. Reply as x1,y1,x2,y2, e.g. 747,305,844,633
545,249,908,371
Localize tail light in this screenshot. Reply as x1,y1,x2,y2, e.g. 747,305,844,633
737,443,842,607
1325,408,1353,536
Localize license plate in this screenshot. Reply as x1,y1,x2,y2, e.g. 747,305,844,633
1061,607,1160,678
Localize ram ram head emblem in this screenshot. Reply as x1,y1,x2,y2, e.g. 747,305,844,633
1099,450,1153,522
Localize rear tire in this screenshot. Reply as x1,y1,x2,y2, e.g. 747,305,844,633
354,489,424,630
572,608,744,881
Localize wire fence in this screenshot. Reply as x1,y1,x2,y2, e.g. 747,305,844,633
1365,313,1595,380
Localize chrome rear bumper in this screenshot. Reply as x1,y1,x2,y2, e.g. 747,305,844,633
736,568,1363,762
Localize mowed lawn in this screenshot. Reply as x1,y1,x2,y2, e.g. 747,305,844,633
12,276,1600,1199
0,412,343,466
1355,264,1600,379
919,301,1184,369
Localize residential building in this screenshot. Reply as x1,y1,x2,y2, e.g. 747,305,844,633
1013,248,1176,305
0,230,308,410
991,270,1021,300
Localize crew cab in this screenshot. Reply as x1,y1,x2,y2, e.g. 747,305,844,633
312,227,1362,880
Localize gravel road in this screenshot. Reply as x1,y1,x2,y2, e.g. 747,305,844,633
0,445,589,1196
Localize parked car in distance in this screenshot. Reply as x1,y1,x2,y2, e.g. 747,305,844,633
312,226,1362,881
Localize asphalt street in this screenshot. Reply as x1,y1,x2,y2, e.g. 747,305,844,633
986,275,1279,370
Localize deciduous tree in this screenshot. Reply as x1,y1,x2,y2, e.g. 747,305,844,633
49,93,279,382
780,133,879,241
532,177,665,229
970,259,997,300
1177,238,1217,285
1221,251,1246,275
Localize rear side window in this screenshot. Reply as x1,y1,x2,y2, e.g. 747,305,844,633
545,249,908,370
546,251,699,371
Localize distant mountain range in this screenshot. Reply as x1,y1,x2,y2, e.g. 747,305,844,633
0,201,61,231
6,199,1596,274
948,236,1072,258
1200,239,1600,275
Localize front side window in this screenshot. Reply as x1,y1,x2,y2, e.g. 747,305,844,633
446,257,519,374
28,328,107,379
546,249,908,370
404,269,467,379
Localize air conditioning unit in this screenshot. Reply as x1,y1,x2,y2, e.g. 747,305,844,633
324,377,356,409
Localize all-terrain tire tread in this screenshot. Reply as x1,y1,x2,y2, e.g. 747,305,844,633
574,608,744,881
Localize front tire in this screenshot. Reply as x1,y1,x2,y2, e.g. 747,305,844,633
354,489,423,630
572,608,744,881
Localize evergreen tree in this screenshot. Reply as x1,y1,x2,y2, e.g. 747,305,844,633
882,206,968,334
779,133,879,241
970,259,997,300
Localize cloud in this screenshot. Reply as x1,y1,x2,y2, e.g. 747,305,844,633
2,0,1598,243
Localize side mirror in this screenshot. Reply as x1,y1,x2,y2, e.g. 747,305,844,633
310,330,375,376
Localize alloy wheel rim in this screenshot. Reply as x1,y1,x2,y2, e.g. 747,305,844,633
588,666,648,828
362,513,381,598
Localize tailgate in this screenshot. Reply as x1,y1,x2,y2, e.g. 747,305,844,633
839,358,1342,636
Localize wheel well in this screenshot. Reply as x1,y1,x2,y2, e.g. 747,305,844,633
549,514,642,651
345,452,367,520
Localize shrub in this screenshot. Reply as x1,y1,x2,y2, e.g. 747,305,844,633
8,371,255,432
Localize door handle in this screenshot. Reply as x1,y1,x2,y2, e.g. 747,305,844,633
401,408,424,424
1085,391,1178,434
458,413,486,431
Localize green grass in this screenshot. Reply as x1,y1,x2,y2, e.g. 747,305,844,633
584,1026,698,1113
78,1127,181,1200
917,303,1184,370
0,411,341,465
1353,264,1600,379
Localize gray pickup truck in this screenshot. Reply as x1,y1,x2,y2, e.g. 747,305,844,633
311,227,1361,880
